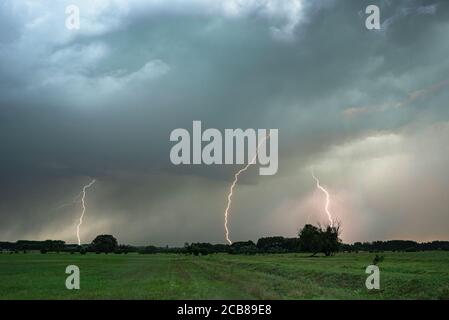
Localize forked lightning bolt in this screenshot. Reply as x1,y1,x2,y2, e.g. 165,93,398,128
53,192,83,211
224,135,270,245
311,170,333,227
76,179,96,245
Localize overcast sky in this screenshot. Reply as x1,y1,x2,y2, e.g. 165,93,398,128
1,0,448,245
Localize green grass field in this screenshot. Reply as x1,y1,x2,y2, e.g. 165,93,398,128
0,251,448,299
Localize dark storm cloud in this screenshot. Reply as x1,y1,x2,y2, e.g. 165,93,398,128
1,0,448,244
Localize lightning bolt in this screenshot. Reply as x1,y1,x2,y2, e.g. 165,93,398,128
224,134,270,245
311,169,333,227
52,192,83,211
76,179,96,246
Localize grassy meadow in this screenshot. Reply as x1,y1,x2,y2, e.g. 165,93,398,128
0,251,448,299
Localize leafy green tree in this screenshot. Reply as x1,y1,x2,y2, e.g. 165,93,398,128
90,235,118,253
298,223,341,256
298,224,322,256
320,224,341,256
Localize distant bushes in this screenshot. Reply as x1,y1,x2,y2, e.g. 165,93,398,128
2,226,449,256
183,243,227,256
139,245,158,254
257,237,296,253
229,241,257,255
342,240,449,253
0,240,65,253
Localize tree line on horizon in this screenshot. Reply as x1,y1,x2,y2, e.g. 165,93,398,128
1,223,449,255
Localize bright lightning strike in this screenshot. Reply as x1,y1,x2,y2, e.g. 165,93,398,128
76,179,96,246
224,135,270,245
311,169,333,227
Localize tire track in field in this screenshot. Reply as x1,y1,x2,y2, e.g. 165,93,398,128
190,256,366,299
188,258,284,299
